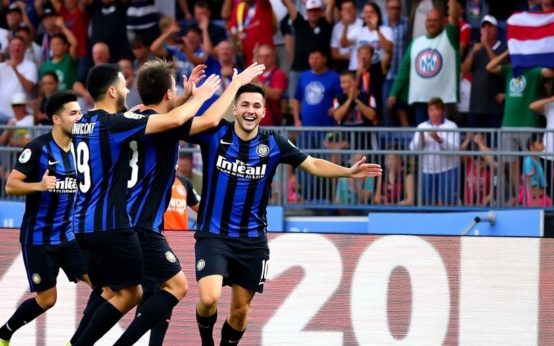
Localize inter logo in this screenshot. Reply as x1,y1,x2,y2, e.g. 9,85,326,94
415,49,443,79
256,144,269,157
32,273,41,285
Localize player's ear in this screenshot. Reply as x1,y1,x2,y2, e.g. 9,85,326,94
107,85,117,99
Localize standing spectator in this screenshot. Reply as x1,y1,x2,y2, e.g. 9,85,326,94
462,15,505,129
345,1,393,73
486,50,554,201
254,44,287,126
34,71,59,125
0,93,34,147
293,47,341,128
181,0,227,47
86,0,131,62
281,0,334,102
374,152,415,205
356,45,386,124
163,174,200,231
72,41,111,109
407,0,434,40
130,35,155,70
520,133,551,207
34,5,61,62
530,94,554,195
383,0,409,127
331,0,362,71
5,2,35,38
0,36,38,119
118,57,141,109
388,0,460,126
126,0,160,46
39,19,78,91
14,26,43,68
409,97,461,206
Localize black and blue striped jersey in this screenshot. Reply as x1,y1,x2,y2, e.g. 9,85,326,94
14,132,77,245
72,109,148,233
127,109,193,233
187,120,308,238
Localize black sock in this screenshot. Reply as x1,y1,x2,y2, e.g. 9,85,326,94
114,290,179,346
148,309,172,346
70,287,106,344
220,320,245,346
196,310,217,346
73,302,123,346
0,298,46,340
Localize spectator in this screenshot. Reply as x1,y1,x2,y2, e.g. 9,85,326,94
356,45,385,124
34,5,61,62
130,35,155,70
34,71,59,125
530,94,554,194
0,36,38,119
86,0,131,62
336,153,375,214
520,133,551,207
486,50,554,201
374,152,415,205
281,0,335,102
227,0,275,66
407,0,434,40
39,18,78,91
345,1,393,74
389,0,460,126
182,0,227,47
462,134,495,206
530,0,554,11
409,97,460,205
462,15,505,129
13,26,42,68
383,0,409,127
72,41,111,109
126,0,160,46
331,0,362,71
0,26,8,61
5,2,35,38
163,174,200,231
118,58,141,109
0,93,34,147
254,44,287,126
177,152,193,178
293,47,341,128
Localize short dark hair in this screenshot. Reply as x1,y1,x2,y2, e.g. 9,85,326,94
51,33,69,45
234,83,266,103
194,0,210,10
86,64,120,102
527,133,544,150
41,71,59,83
340,70,355,78
14,26,31,36
136,58,176,105
308,46,327,58
428,97,445,110
44,91,77,121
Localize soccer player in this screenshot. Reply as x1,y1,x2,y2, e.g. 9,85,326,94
112,60,264,345
190,83,382,346
69,63,220,346
0,91,91,345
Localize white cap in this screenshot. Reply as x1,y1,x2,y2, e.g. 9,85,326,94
11,93,27,105
306,0,323,10
481,15,498,27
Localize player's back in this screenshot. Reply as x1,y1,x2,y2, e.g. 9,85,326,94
127,109,192,233
16,132,77,245
72,109,148,233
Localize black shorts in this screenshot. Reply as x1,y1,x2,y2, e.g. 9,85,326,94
75,229,144,292
136,227,182,285
21,240,87,293
194,233,270,293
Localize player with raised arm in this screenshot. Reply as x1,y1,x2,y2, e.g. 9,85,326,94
113,60,265,345
189,83,382,346
0,91,91,346
69,63,220,346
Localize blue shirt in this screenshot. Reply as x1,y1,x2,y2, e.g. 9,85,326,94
295,69,341,126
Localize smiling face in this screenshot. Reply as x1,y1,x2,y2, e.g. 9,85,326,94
233,92,266,136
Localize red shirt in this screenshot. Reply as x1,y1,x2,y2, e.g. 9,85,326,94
228,0,274,65
258,67,287,126
60,6,89,58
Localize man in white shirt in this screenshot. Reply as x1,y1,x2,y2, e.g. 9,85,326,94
331,0,363,71
0,93,35,147
409,97,460,205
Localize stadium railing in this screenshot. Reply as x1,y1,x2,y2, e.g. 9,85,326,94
1,125,553,211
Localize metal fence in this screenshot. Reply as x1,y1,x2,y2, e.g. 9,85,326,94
1,125,553,211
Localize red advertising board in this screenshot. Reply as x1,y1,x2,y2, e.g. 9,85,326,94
0,230,552,345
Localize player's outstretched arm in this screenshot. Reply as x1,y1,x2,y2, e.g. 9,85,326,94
145,74,221,135
299,156,382,178
5,169,56,196
189,62,266,135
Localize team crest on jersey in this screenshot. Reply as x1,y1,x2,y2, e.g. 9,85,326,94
415,49,443,78
197,259,205,271
32,273,41,284
509,76,527,96
18,148,32,164
123,111,145,119
165,251,177,263
256,144,269,157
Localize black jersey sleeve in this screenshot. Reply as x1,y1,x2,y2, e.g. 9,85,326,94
179,176,200,206
13,139,42,179
273,132,309,167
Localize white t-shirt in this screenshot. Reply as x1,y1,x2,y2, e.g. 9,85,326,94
331,18,363,58
0,61,38,118
347,25,393,71
543,102,554,161
0,28,8,55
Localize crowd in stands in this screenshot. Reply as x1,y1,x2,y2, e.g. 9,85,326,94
0,0,553,209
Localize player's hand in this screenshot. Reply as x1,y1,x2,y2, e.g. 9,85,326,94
349,156,382,178
183,64,207,98
232,62,266,86
41,170,57,191
192,74,221,100
429,131,442,142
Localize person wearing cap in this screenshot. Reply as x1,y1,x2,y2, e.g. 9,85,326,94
0,93,34,147
462,14,506,129
34,4,62,62
6,1,36,38
0,36,38,119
